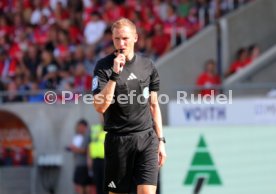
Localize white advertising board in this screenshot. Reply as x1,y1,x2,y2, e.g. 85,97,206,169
168,98,276,126
162,126,276,194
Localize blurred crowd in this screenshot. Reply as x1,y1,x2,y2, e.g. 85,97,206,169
0,0,255,103
225,44,260,76
0,127,33,167
0,146,33,166
196,44,260,96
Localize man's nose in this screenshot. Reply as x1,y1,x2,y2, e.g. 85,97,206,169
119,39,125,47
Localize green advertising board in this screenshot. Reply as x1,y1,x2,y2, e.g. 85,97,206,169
161,126,276,194
184,136,222,191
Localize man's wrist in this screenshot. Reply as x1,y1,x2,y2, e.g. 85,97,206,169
110,68,120,81
158,137,166,143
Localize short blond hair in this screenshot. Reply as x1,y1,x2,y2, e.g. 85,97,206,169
111,18,137,33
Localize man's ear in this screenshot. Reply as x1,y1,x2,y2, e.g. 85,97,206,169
134,33,138,43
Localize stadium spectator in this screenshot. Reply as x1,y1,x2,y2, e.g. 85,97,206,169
66,119,92,194
54,29,75,81
195,0,210,26
3,147,13,166
30,0,51,25
152,0,169,21
28,82,44,103
225,47,249,76
53,1,70,27
73,45,86,65
196,59,221,96
136,30,151,56
23,44,41,81
140,6,161,35
50,0,68,11
15,73,31,102
12,146,28,166
209,0,230,21
178,0,193,18
68,19,83,45
20,147,32,165
247,44,260,63
163,3,178,34
33,15,51,46
73,63,92,93
83,46,97,75
95,28,113,55
225,44,260,77
183,7,201,38
84,11,107,45
151,23,171,59
87,116,106,194
0,15,12,37
37,50,59,89
0,48,18,82
102,0,126,25
3,80,24,103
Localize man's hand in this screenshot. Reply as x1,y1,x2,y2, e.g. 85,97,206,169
68,144,77,152
158,142,166,167
113,53,125,73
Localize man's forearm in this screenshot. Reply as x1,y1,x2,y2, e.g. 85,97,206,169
151,92,167,167
150,92,163,138
94,80,116,113
151,104,163,138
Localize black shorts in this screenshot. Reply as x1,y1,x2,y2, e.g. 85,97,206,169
73,165,92,186
104,128,159,193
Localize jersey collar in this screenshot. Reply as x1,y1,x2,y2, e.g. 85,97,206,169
125,54,136,66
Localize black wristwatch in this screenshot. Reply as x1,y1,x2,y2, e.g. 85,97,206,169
158,137,166,143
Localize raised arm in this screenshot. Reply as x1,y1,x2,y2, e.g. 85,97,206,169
93,80,116,113
93,53,125,113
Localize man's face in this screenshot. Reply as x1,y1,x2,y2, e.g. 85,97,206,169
112,26,138,57
76,124,86,134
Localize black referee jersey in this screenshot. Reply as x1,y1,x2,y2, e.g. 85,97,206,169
92,53,160,134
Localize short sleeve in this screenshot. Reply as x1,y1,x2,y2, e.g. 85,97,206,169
149,64,160,92
92,62,108,95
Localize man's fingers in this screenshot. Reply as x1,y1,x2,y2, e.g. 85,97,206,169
158,153,166,167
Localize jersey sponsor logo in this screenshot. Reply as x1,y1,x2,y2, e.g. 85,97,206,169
143,87,149,99
92,76,98,91
127,73,137,80
108,181,116,188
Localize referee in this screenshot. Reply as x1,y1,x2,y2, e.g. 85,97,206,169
92,18,166,194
